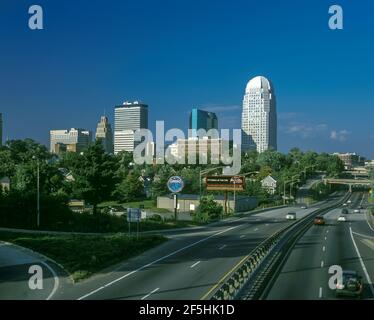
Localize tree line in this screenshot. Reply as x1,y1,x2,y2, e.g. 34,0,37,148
0,139,345,230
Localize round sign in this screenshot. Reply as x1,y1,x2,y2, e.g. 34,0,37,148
167,176,184,193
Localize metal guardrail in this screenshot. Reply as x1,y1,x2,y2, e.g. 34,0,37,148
210,192,351,300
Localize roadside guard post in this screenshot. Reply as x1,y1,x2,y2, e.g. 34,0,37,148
167,176,184,220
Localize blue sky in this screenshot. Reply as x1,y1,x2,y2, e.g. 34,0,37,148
1,0,373,158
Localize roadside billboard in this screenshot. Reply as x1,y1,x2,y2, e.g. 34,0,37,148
205,175,245,191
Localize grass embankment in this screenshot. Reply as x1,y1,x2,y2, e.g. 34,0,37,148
0,231,167,282
98,200,170,213
132,219,205,232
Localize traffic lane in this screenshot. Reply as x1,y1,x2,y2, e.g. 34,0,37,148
266,207,373,300
349,212,374,298
312,207,374,300
150,220,294,300
0,242,59,300
154,205,321,239
266,218,329,300
111,220,292,300
56,203,329,299
61,217,292,300
266,208,347,300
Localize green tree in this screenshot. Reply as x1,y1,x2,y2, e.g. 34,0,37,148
151,165,176,198
195,195,223,222
114,173,144,202
70,141,118,214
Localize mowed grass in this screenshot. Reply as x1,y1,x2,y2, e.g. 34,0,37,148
0,231,167,281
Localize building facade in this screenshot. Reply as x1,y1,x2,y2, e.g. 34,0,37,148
242,76,277,153
50,128,92,154
95,116,113,154
189,108,218,137
114,101,148,154
167,137,227,163
333,152,365,169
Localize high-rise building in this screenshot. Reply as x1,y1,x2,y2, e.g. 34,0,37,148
95,116,113,154
189,108,218,137
50,128,92,155
241,76,277,153
0,113,2,146
114,101,148,154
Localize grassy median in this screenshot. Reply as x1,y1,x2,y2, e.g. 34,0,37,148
0,231,167,281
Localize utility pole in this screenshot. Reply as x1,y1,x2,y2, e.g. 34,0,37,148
37,158,40,228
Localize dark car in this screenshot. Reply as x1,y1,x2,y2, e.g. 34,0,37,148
336,270,363,298
314,216,325,226
341,208,349,214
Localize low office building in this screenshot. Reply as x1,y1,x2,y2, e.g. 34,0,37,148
157,194,258,214
50,128,92,155
167,137,228,163
333,152,365,169
0,176,10,191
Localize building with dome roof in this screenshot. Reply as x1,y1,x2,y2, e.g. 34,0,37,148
241,76,277,153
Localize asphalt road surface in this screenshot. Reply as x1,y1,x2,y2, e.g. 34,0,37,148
0,193,350,300
51,197,340,300
266,192,374,300
0,241,64,300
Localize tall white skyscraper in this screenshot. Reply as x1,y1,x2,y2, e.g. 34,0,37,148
114,101,148,154
241,76,277,153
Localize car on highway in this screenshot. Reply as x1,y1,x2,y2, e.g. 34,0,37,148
337,215,347,222
347,200,352,204
314,216,325,226
336,270,363,298
300,205,307,209
341,208,349,214
286,212,297,220
342,203,348,207
354,209,360,213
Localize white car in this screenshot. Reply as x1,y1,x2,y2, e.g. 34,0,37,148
347,200,352,204
354,209,360,213
342,203,348,207
286,212,297,220
338,216,347,222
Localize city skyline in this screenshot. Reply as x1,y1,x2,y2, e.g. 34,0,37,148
1,1,374,158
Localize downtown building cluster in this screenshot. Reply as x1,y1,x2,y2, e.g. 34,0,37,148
2,76,279,157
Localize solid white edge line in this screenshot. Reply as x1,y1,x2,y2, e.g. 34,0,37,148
352,231,374,240
41,261,59,300
141,287,159,300
349,227,374,297
0,241,59,300
219,245,226,250
365,211,374,232
190,261,201,268
77,224,240,300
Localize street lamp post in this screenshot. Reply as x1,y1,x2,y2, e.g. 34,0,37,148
32,156,40,228
199,166,227,200
283,174,300,205
37,158,40,228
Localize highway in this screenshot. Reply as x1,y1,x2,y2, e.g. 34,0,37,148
266,192,374,300
48,196,341,300
2,191,369,300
